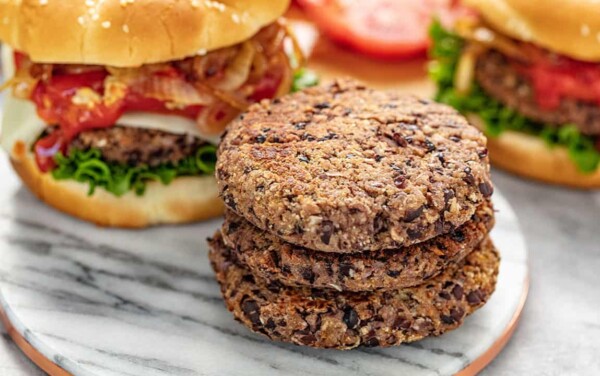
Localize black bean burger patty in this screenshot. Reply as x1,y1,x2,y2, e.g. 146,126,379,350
475,50,600,136
68,126,207,167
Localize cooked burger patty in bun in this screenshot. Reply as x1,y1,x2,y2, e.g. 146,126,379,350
69,126,208,168
0,0,317,227
430,0,600,188
476,51,600,136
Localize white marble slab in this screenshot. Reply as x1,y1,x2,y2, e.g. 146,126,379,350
0,155,528,376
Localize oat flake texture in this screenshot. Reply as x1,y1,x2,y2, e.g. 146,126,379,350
217,80,493,253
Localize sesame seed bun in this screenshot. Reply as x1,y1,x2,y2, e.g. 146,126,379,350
0,0,290,67
10,141,224,227
464,0,600,62
468,115,600,189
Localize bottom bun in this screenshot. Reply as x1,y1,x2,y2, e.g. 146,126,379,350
468,115,600,189
10,141,224,227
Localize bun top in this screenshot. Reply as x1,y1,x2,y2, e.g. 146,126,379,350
464,0,600,62
0,0,290,67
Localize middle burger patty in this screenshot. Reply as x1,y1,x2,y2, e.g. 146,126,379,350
65,126,208,167
475,50,600,136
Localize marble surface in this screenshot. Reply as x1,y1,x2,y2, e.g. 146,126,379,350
0,153,527,376
0,324,44,376
481,172,600,376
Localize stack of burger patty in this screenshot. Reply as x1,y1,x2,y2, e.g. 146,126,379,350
209,80,499,349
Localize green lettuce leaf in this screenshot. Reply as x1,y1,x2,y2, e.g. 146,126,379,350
52,145,217,197
429,20,600,173
292,68,319,92
48,68,320,197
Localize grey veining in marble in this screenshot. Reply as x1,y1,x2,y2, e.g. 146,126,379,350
0,154,528,376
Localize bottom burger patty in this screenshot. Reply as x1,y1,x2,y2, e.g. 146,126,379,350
475,50,600,136
67,126,208,167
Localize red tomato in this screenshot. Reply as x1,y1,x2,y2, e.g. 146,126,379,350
514,45,600,109
250,72,283,102
297,0,463,60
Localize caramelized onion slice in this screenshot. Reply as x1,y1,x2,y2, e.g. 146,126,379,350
213,41,256,92
455,19,529,62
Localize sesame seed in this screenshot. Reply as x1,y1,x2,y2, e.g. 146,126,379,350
39,0,48,5
231,13,240,24
101,20,111,28
91,13,99,21
77,16,86,26
122,24,130,33
197,48,207,56
205,0,225,12
190,0,200,8
581,24,590,36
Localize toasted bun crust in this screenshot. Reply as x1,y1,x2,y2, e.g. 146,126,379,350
464,0,600,62
468,115,600,189
0,0,289,67
10,141,223,227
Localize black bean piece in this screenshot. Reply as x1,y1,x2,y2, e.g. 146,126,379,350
224,194,237,211
394,174,407,189
387,270,401,278
320,220,334,245
478,181,494,197
339,263,353,277
450,229,465,243
393,317,411,330
299,334,317,345
364,337,380,347
343,307,359,329
241,300,261,327
463,167,475,185
314,102,331,109
467,290,483,305
407,227,423,239
452,284,464,300
265,318,276,330
301,268,315,283
438,291,451,300
404,205,424,222
293,121,307,130
269,250,280,268
444,188,455,205
451,307,465,322
424,139,436,152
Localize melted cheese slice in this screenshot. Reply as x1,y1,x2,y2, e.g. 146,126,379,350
0,46,219,157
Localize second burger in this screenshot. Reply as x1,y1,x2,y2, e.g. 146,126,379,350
0,0,304,227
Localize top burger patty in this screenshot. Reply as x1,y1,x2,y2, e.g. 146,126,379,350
67,126,208,167
475,50,600,136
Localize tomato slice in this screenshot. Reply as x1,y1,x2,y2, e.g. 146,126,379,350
297,0,463,60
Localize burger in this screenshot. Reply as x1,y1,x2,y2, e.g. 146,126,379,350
0,0,308,226
429,0,600,188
